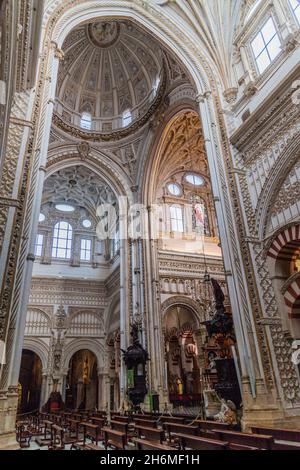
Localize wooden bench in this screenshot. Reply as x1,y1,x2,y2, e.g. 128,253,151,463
228,443,261,451
195,420,230,432
48,424,65,450
163,422,199,439
133,414,157,421
84,443,106,451
111,415,130,424
160,416,186,425
135,425,165,444
91,417,106,428
81,422,101,446
16,422,32,448
271,442,300,450
36,419,53,446
175,433,228,451
110,420,128,441
134,418,157,428
67,418,81,440
102,427,126,450
134,438,175,451
251,426,300,443
28,416,43,436
214,430,273,450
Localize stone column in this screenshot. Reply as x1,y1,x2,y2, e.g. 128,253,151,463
97,370,108,411
40,373,48,409
0,40,62,448
196,93,287,428
142,207,169,410
119,208,130,407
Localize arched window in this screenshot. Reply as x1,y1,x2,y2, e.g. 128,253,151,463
80,112,92,130
52,221,73,259
170,205,184,232
251,17,281,74
290,0,300,25
192,197,210,236
122,109,132,127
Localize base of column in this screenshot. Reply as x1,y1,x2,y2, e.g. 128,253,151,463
240,377,300,431
0,432,19,450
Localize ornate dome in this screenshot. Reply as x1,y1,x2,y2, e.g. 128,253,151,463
55,20,164,133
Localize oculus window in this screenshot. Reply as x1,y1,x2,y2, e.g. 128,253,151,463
185,173,205,186
167,182,181,196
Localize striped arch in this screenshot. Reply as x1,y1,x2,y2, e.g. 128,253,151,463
284,277,300,318
267,224,300,261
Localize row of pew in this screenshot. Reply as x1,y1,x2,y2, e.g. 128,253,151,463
15,410,300,451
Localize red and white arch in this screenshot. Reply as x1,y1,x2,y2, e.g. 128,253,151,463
284,277,300,318
267,224,300,261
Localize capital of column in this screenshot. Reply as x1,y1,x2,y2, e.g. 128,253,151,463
195,90,212,104
50,41,64,60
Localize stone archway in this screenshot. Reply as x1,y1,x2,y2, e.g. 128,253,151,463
65,349,99,410
18,349,43,414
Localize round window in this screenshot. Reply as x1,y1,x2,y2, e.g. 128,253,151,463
55,203,75,212
167,182,181,196
82,219,92,228
185,173,204,186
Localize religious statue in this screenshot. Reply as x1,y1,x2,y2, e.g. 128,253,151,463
214,398,237,425
176,377,184,395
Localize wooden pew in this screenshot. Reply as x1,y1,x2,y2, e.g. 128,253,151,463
48,424,65,450
110,420,128,441
133,414,157,421
36,419,53,447
67,418,80,440
102,427,126,450
176,433,228,451
271,442,300,450
251,426,300,443
16,422,32,448
134,418,157,428
81,422,101,446
28,416,43,436
228,443,262,451
111,415,130,424
134,438,175,451
84,443,106,451
214,430,273,450
195,420,230,432
135,425,165,444
91,417,106,428
160,416,186,425
163,422,199,439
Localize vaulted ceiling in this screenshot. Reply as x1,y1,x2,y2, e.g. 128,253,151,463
46,0,254,94
42,166,117,216
56,19,163,125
